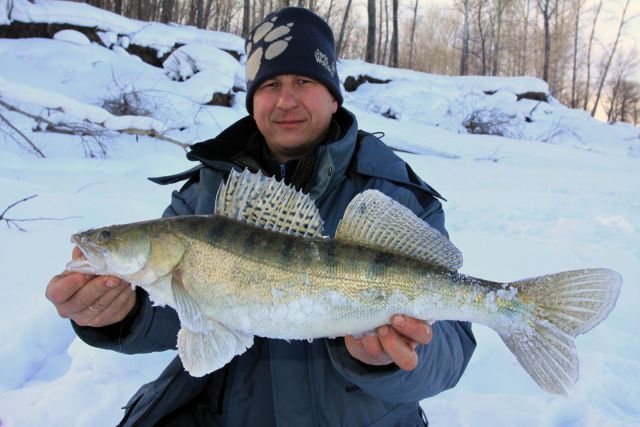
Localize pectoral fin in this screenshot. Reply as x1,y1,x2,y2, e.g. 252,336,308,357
171,270,209,332
178,322,254,377
171,270,254,376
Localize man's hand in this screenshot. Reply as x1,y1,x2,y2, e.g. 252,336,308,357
344,315,432,371
45,247,136,327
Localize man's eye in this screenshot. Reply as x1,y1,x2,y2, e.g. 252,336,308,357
261,81,278,89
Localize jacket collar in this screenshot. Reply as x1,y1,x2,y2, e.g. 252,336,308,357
187,107,359,200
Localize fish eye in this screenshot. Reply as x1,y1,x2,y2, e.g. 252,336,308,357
95,229,111,244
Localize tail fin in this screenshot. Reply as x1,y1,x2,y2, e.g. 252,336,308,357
499,268,622,395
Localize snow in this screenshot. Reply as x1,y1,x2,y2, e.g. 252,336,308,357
1,1,639,426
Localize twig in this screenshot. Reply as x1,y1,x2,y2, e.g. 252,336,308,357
1,195,80,232
0,98,190,152
0,110,46,158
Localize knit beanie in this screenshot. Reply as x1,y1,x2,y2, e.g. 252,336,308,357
244,7,343,114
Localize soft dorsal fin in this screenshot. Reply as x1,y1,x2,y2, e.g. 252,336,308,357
215,169,325,238
336,190,463,271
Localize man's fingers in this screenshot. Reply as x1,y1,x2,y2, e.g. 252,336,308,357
378,324,418,371
65,276,123,316
390,315,432,345
45,272,91,305
86,285,136,327
344,334,392,366
361,333,388,363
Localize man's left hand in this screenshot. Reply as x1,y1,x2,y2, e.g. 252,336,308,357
344,315,432,371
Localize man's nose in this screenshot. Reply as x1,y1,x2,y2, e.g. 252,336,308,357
276,85,299,109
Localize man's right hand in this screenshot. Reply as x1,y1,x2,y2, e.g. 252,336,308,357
45,247,137,327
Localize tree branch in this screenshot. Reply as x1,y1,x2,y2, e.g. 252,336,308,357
0,109,46,158
0,194,80,232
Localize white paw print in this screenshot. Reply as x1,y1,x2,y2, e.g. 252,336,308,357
246,17,294,81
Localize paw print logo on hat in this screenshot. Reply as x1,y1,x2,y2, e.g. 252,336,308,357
246,17,294,82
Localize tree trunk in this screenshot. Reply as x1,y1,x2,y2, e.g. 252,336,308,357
325,0,334,27
383,0,390,65
366,0,376,63
460,0,471,75
242,0,251,38
570,0,584,108
537,0,554,84
196,0,204,28
161,0,174,23
583,0,602,111
390,0,399,67
408,0,419,69
591,0,630,117
376,0,383,63
606,76,622,122
491,0,507,76
336,0,352,58
477,0,488,75
520,0,532,76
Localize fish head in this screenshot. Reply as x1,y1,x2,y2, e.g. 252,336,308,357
68,224,151,277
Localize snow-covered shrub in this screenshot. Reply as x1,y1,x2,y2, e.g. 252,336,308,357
462,108,523,138
101,90,151,118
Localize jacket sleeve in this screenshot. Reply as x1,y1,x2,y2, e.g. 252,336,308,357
326,195,476,402
71,183,199,354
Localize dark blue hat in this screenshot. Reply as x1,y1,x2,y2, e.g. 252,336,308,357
244,7,343,114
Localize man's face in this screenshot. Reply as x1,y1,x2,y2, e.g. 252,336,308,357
252,74,338,162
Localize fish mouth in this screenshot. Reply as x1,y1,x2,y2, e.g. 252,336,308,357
66,233,107,274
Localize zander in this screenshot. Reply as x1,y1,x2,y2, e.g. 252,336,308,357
67,169,622,395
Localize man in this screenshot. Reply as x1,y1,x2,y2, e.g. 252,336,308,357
46,7,475,426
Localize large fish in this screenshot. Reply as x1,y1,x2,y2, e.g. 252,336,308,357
67,169,621,395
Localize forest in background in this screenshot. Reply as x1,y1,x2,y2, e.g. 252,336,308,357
8,0,640,125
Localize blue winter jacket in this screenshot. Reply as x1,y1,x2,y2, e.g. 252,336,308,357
73,107,476,427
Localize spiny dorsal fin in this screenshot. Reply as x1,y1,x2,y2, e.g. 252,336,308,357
335,190,463,271
215,169,325,238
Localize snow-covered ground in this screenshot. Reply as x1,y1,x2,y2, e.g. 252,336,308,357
1,1,639,426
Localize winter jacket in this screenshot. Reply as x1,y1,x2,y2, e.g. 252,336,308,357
73,107,476,427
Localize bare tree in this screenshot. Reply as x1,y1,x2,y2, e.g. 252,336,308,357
459,0,471,75
519,0,533,76
382,0,390,65
475,0,490,75
582,0,602,111
537,0,557,83
591,0,633,117
408,0,419,69
366,0,376,63
570,0,586,108
390,0,399,67
604,49,639,123
491,0,509,76
195,0,204,28
160,0,174,24
336,0,353,58
242,0,251,37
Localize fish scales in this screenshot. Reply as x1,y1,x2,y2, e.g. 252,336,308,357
67,169,622,395
160,216,529,339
